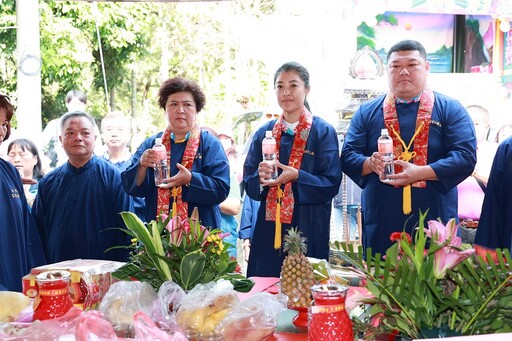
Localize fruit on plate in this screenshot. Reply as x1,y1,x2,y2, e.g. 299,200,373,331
0,291,30,322
279,227,316,308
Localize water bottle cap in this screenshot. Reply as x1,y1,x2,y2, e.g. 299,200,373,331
155,137,162,145
265,130,272,138
381,128,389,135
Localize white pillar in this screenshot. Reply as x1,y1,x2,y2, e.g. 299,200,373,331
16,0,42,144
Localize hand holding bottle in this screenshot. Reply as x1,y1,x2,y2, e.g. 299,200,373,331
153,162,192,189
259,160,299,186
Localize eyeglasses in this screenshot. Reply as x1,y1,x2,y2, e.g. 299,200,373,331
265,113,280,119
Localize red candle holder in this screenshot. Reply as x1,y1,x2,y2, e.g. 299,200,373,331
33,270,74,321
308,284,353,341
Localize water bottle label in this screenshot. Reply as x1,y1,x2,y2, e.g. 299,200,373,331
155,149,166,160
378,142,393,154
262,143,276,154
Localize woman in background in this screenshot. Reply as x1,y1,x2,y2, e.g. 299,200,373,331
0,94,45,291
7,138,45,207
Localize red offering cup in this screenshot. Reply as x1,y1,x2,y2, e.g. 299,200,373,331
308,284,354,341
33,270,74,321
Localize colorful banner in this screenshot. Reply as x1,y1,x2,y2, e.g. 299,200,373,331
355,0,511,16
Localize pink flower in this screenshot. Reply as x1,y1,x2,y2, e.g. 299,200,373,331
159,213,212,247
181,217,210,246
218,232,230,240
425,218,475,279
425,219,475,279
161,214,185,246
425,219,462,247
433,247,474,279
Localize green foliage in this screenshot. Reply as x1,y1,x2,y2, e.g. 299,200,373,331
0,0,18,94
111,211,254,293
2,1,273,139
335,213,512,339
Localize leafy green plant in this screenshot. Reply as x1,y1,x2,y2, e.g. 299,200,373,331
335,210,512,339
111,211,253,292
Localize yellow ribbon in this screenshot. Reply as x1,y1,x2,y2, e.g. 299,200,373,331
171,187,181,218
389,122,424,215
274,186,284,249
403,185,412,215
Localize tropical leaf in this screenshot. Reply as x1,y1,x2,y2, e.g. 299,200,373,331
334,210,512,339
115,211,254,293
180,249,206,290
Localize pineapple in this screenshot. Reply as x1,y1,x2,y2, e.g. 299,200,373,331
280,227,316,308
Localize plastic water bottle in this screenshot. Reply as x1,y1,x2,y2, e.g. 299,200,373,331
378,128,394,179
153,138,168,186
262,130,278,180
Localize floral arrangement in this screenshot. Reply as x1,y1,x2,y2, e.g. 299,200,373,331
111,210,253,292
336,210,512,339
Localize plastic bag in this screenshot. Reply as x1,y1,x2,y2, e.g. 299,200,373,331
133,311,187,341
75,310,126,341
221,292,287,341
175,279,239,336
155,281,186,317
99,281,157,334
152,281,186,333
0,307,82,340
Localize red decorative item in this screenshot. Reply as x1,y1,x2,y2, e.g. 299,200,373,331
289,305,308,328
33,270,73,321
308,284,354,341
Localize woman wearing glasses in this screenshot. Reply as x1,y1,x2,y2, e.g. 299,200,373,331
0,94,46,291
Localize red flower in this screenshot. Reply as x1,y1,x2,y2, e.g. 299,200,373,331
390,232,412,244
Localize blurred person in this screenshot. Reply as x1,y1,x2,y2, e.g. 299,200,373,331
494,123,512,144
7,138,45,208
237,95,250,111
32,111,133,263
41,89,102,167
474,136,512,251
218,129,242,258
100,111,146,221
238,194,259,262
0,94,46,291
122,77,229,227
341,40,476,256
243,61,342,277
457,105,497,243
100,111,133,167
